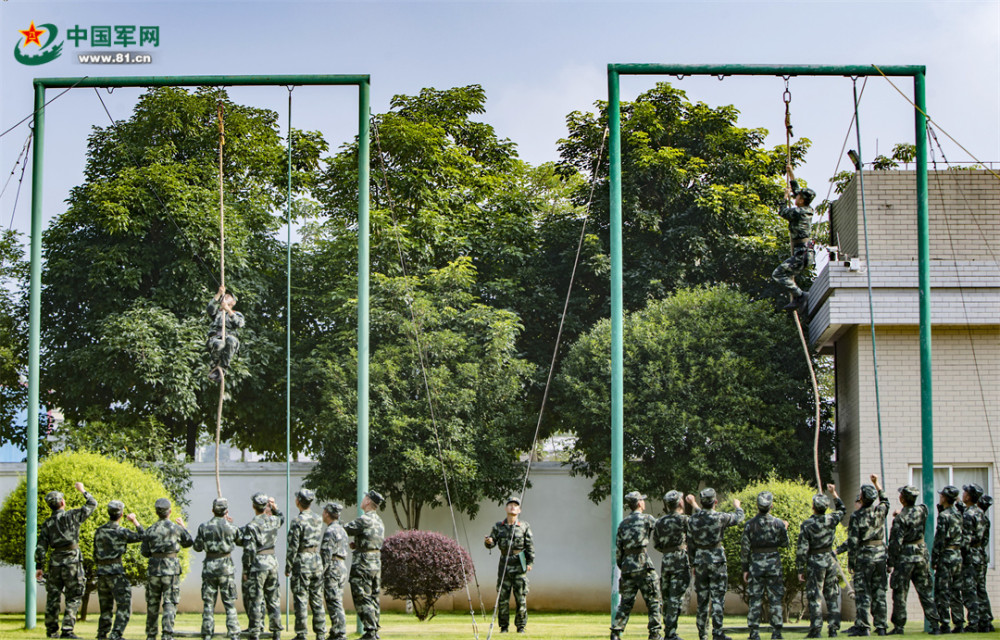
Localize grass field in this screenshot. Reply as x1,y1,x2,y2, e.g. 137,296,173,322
0,612,994,640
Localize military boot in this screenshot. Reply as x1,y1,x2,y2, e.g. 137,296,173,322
771,627,783,640
611,632,622,640
951,624,964,634
749,630,761,640
805,629,821,639
888,627,904,635
846,628,869,637
874,630,886,636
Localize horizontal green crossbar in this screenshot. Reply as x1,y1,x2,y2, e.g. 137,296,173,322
607,63,925,77
35,74,370,88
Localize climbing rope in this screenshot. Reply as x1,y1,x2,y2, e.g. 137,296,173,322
214,101,226,498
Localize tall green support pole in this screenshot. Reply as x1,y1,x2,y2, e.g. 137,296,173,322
285,90,293,630
607,68,624,621
914,71,933,540
355,79,371,636
25,82,45,630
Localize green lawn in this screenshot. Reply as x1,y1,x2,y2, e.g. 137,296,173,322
0,613,990,640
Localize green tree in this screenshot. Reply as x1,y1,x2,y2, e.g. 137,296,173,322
0,451,188,617
40,87,325,457
556,286,832,503
306,258,533,529
0,229,29,449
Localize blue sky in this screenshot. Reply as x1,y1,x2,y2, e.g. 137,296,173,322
1,0,998,240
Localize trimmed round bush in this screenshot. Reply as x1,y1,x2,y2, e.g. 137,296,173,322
381,530,473,620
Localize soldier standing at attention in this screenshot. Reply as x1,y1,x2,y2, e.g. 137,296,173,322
653,491,696,640
797,485,845,639
35,482,97,639
688,489,744,640
933,486,965,633
193,497,242,640
141,498,194,640
243,493,285,640
742,491,789,640
611,491,663,640
886,485,940,635
960,483,989,632
772,165,816,311
484,497,535,634
286,488,326,640
344,491,386,640
93,500,144,640
320,503,349,640
845,475,890,637
977,495,994,632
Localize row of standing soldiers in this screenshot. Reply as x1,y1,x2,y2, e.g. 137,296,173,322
611,475,994,640
35,485,387,640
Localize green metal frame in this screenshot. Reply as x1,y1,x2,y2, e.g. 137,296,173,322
24,74,371,629
606,63,931,615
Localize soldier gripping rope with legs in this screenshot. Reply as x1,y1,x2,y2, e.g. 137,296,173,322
35,482,97,639
796,484,845,639
772,165,816,311
207,285,244,382
687,489,744,640
886,485,940,635
141,498,194,640
242,493,285,640
93,501,144,640
193,497,243,640
653,491,696,640
611,491,663,640
742,492,790,640
933,486,965,633
484,497,535,634
320,503,349,640
344,490,386,640
286,489,326,640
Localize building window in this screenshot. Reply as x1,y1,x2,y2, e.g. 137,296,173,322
910,465,993,566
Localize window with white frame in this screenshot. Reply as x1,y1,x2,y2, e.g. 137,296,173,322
910,465,993,566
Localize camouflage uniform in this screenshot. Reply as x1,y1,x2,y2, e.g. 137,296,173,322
688,489,744,640
978,496,994,631
932,488,965,631
771,180,814,302
287,493,326,640
93,502,144,640
960,485,989,631
886,487,938,633
141,500,194,640
741,493,789,639
484,514,535,632
344,492,386,640
193,499,243,640
242,495,285,640
207,294,245,374
35,489,97,637
843,486,889,634
652,492,690,640
612,492,663,640
796,494,846,636
320,504,349,640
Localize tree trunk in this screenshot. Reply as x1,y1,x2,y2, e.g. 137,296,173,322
186,422,198,459
79,586,91,622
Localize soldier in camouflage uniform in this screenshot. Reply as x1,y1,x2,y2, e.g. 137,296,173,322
886,485,939,635
94,500,144,640
286,488,326,640
771,167,816,311
742,491,789,640
193,497,243,640
977,495,994,632
35,482,97,639
207,285,245,382
688,488,745,640
653,491,696,640
141,497,194,640
611,491,663,640
484,496,535,634
960,483,989,632
844,475,889,637
320,503,349,640
344,490,386,640
242,493,285,640
933,486,965,633
796,484,845,639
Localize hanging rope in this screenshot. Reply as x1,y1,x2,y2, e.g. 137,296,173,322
214,100,226,498
284,86,294,631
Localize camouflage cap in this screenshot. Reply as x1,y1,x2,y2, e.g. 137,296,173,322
757,491,774,510
107,500,125,516
44,491,64,510
700,488,717,505
812,494,830,511
296,488,315,505
938,485,959,501
898,485,920,501
154,497,172,514
366,490,385,507
323,502,344,516
963,483,985,501
663,490,683,506
796,187,817,204
506,496,521,506
624,491,646,509
251,492,269,507
212,498,229,515
860,484,878,504
980,495,994,510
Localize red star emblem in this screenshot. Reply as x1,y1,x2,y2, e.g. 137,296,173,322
20,21,46,48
